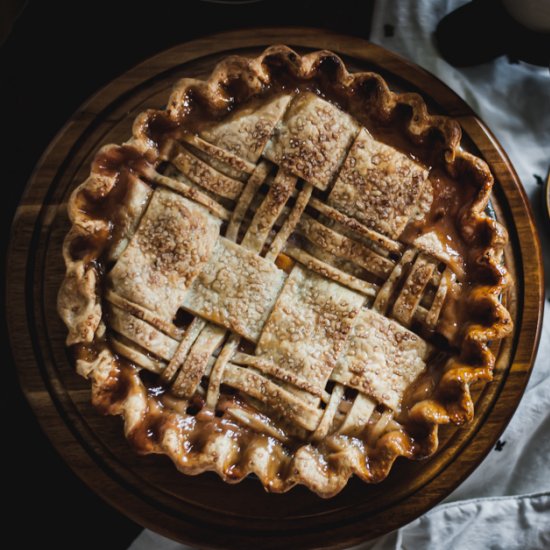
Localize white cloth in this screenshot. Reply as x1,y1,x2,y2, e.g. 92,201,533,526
130,2,550,548
363,1,550,547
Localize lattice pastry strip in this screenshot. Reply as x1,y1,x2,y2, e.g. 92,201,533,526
421,268,455,329
206,334,240,408
240,167,297,252
225,161,272,241
110,335,166,374
223,363,324,431
171,324,227,398
283,245,378,297
137,161,231,221
224,406,290,443
392,253,439,326
373,248,418,314
105,290,184,340
106,174,153,262
410,230,466,279
161,317,206,384
307,197,404,255
265,182,313,261
161,139,244,200
230,352,325,397
338,393,377,437
297,214,395,280
180,133,257,176
107,304,179,362
311,384,345,442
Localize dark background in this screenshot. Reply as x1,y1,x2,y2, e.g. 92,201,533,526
1,2,375,548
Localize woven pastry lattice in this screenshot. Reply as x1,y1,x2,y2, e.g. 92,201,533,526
58,46,512,496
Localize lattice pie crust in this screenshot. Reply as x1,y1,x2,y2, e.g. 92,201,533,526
58,46,512,497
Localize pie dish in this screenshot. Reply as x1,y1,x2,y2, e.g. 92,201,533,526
58,45,513,497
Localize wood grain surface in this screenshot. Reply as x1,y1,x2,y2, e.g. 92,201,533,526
6,28,544,549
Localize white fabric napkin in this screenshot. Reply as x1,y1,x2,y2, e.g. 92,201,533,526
130,2,550,548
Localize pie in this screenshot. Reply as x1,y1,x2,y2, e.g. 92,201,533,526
58,46,513,497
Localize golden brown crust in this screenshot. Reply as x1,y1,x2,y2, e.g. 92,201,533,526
58,45,512,498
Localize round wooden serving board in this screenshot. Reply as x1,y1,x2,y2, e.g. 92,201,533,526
7,28,544,549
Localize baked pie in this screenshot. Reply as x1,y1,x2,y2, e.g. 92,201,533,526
58,46,513,497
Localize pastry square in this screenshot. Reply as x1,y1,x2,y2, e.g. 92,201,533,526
256,264,365,393
200,94,293,163
332,308,430,410
108,188,221,320
263,92,359,190
328,128,429,237
182,237,286,342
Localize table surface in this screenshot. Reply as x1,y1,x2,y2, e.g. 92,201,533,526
1,2,376,548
